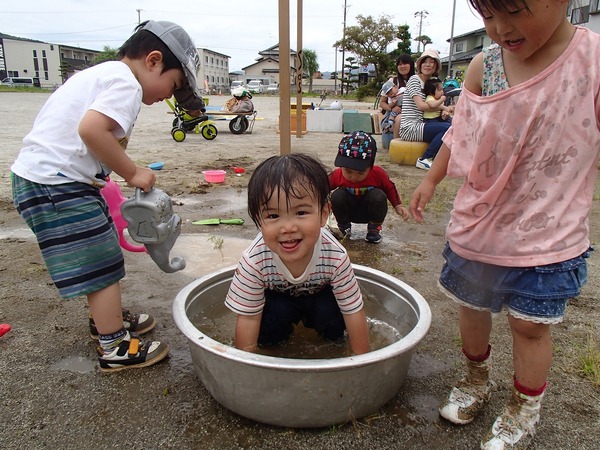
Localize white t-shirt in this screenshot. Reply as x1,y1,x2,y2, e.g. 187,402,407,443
11,61,142,187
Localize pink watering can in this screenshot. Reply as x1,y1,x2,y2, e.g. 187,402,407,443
100,177,146,253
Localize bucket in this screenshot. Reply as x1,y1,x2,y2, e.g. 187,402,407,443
202,170,226,183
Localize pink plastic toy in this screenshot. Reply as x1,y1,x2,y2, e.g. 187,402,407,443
100,177,146,253
0,324,11,337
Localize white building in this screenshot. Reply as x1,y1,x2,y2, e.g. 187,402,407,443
1,32,99,88
198,48,230,94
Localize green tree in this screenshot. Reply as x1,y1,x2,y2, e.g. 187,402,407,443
302,49,319,92
415,35,433,50
92,46,119,65
342,56,359,95
388,24,413,77
333,14,408,86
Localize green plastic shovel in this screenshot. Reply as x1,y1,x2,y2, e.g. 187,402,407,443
192,218,245,225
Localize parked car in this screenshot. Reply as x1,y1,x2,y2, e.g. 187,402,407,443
266,84,279,94
230,80,244,91
1,76,40,87
247,80,265,94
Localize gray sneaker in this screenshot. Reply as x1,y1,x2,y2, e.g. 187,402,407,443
439,377,494,424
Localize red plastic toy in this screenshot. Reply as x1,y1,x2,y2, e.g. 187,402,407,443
100,177,146,253
0,324,11,337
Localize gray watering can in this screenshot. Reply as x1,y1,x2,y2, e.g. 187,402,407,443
121,188,186,273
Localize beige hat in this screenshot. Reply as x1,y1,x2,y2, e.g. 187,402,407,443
416,49,441,74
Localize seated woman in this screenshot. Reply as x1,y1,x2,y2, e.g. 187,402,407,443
399,49,451,171
379,54,414,139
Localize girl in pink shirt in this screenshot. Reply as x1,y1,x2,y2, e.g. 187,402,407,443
410,1,600,448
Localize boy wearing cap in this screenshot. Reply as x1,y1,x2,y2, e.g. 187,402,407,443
11,20,204,372
329,131,409,243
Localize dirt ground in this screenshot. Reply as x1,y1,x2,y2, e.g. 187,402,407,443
1,92,599,449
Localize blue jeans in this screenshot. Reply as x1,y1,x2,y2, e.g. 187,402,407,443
421,120,451,160
438,243,589,323
258,286,346,346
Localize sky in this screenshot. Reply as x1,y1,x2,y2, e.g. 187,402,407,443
1,1,484,72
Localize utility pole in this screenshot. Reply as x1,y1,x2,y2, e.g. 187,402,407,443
341,0,348,96
136,9,143,25
447,0,457,78
414,10,428,53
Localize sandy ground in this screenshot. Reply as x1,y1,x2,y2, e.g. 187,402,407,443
0,92,599,449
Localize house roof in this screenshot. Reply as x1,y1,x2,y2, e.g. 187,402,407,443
259,44,297,57
0,32,46,44
446,27,487,42
441,46,483,64
241,56,295,72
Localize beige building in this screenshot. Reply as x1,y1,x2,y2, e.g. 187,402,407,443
241,44,297,87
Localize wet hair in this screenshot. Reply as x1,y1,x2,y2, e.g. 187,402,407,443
118,21,182,75
247,153,330,227
394,54,415,88
423,78,443,97
468,0,530,16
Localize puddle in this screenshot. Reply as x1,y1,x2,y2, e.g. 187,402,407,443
407,353,450,378
171,233,252,278
50,356,95,374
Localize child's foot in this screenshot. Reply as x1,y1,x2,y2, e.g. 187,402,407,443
97,335,169,373
416,157,433,171
439,377,494,425
337,222,351,239
89,308,155,339
365,224,382,244
480,388,543,449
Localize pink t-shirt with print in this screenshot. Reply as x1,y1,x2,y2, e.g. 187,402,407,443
443,27,600,267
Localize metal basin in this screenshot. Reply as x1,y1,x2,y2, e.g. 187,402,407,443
173,264,431,428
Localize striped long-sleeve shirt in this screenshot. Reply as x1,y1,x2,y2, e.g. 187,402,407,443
225,228,363,315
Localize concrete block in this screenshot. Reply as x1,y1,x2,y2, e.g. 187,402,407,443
306,109,343,132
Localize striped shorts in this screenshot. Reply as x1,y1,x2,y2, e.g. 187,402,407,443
12,174,125,299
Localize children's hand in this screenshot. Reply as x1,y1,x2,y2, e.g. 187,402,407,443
126,167,156,192
409,180,436,223
395,205,410,220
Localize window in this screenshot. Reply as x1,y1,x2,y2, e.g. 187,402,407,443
33,50,37,57
571,5,590,24
455,42,464,53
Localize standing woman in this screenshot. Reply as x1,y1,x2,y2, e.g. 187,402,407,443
380,54,415,138
399,49,451,171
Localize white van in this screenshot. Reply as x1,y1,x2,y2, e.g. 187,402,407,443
1,77,41,87
247,80,265,94
230,80,245,91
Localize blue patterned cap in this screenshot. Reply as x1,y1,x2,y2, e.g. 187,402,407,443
335,131,377,171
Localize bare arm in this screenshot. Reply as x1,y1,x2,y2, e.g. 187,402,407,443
380,94,393,112
413,94,440,112
234,313,262,352
463,52,484,96
343,309,371,354
409,144,451,223
79,110,156,191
